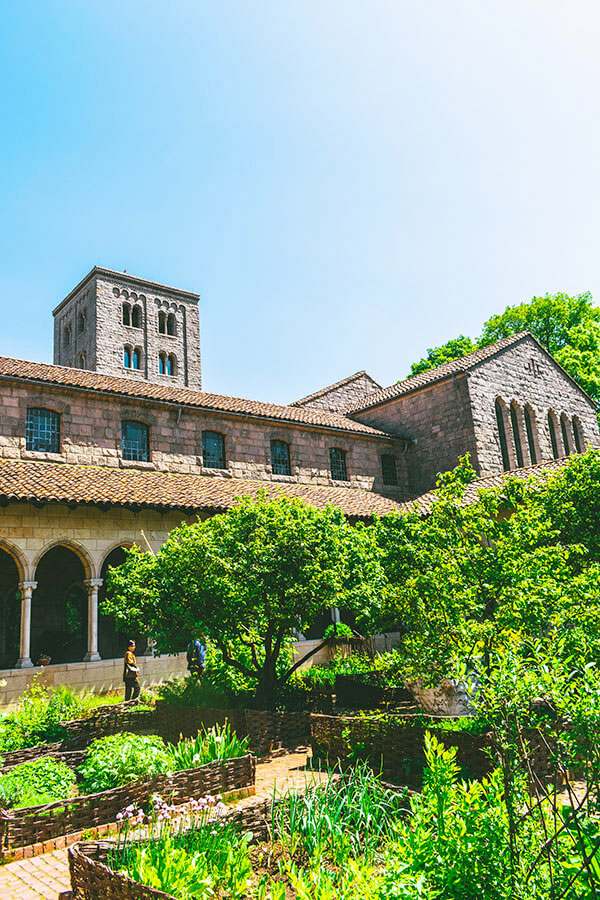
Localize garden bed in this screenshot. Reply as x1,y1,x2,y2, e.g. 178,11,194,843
155,702,310,756
0,753,255,856
334,673,413,710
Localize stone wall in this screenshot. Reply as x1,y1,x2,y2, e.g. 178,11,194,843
0,380,407,493
296,373,382,414
467,336,600,475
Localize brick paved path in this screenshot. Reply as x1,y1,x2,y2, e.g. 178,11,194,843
0,748,320,900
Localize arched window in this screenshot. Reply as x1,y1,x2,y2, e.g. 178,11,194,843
509,403,524,468
78,351,86,370
132,347,142,370
202,431,226,469
77,311,86,334
495,399,510,471
131,306,142,328
122,303,131,326
572,417,584,453
63,325,71,347
548,411,559,459
560,413,572,455
167,354,176,376
158,311,167,334
381,454,398,486
26,408,60,453
167,313,177,336
523,406,537,465
123,345,132,368
158,352,166,375
121,420,149,462
271,440,291,476
329,447,348,481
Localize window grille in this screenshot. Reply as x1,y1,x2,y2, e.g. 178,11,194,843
381,454,398,486
121,420,149,462
523,407,537,465
495,400,510,471
26,408,60,453
202,431,226,469
271,440,291,476
509,404,524,468
329,447,348,481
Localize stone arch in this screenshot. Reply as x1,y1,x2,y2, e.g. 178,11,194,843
33,538,93,581
32,543,90,664
0,546,22,668
98,544,147,659
0,539,28,583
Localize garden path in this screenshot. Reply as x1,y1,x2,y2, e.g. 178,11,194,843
0,747,322,900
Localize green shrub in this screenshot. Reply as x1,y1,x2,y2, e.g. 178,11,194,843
79,733,174,794
0,757,77,809
323,622,354,639
171,722,250,771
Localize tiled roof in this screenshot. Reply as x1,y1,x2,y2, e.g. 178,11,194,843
348,333,532,412
407,457,571,514
0,458,407,519
0,357,394,439
292,371,382,407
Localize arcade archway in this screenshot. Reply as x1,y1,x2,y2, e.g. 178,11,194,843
99,547,147,659
0,549,21,668
32,546,88,665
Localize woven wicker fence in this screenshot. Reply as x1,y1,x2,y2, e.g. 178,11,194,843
310,713,494,785
155,702,310,756
0,753,255,854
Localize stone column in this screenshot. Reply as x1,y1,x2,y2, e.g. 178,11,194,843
83,579,103,662
15,581,37,668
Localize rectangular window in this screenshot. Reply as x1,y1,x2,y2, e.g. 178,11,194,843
121,420,149,462
329,447,348,481
202,431,226,469
381,454,398,486
271,439,291,476
26,408,60,453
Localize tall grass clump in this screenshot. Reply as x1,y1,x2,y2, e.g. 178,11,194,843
171,721,249,771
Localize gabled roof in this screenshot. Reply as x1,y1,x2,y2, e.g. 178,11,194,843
347,331,596,413
292,371,382,408
0,356,396,439
0,458,407,520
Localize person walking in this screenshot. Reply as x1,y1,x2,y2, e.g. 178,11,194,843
123,639,140,700
186,638,206,681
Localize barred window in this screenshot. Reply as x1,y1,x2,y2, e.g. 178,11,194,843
202,431,226,469
271,440,291,476
26,408,60,453
121,420,149,462
329,447,348,481
381,454,398,486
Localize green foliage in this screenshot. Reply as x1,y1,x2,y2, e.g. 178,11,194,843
0,757,77,809
407,334,477,377
79,733,174,794
104,492,386,707
323,622,354,639
170,722,249,771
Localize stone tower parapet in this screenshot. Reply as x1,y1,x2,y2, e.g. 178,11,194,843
52,267,202,390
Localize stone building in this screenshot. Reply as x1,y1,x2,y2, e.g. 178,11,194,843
0,265,597,703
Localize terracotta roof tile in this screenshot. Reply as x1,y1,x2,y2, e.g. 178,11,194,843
0,357,393,439
348,333,532,412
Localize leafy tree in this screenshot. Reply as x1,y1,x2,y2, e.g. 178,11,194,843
103,492,386,708
407,335,477,377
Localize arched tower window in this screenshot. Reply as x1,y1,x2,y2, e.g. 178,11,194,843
495,399,510,471
123,345,132,368
131,306,142,328
158,311,167,334
523,406,537,465
158,352,166,375
122,303,131,326
63,324,71,347
167,313,177,336
560,413,573,455
77,311,86,334
167,354,176,376
132,347,142,370
572,416,584,453
548,411,560,459
509,403,524,468
78,351,86,370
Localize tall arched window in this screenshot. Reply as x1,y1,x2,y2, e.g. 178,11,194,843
271,440,291,476
509,403,524,468
131,306,142,328
572,416,584,453
77,311,86,334
158,311,167,334
158,352,166,374
132,347,142,370
123,345,132,368
495,399,510,471
523,406,537,465
167,313,177,336
548,411,559,459
560,413,572,455
167,354,176,376
122,303,131,326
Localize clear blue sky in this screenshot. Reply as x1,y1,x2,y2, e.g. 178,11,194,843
1,1,600,404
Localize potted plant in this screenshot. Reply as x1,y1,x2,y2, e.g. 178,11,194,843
38,653,51,666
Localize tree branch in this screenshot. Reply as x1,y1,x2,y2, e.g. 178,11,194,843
282,639,330,681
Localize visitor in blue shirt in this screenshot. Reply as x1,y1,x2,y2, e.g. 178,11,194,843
186,638,206,680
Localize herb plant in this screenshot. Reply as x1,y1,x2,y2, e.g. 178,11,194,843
79,733,174,793
0,757,77,808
